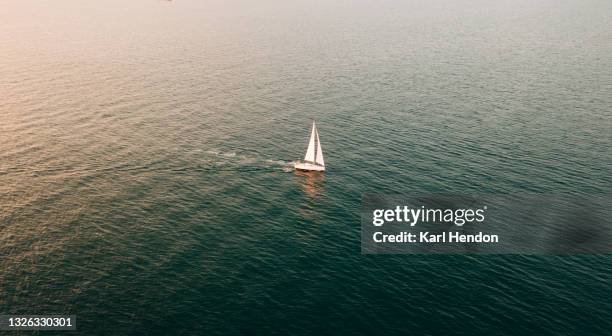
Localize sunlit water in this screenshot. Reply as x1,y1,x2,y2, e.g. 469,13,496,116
1,0,611,334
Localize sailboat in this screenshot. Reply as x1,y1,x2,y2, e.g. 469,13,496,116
295,121,325,172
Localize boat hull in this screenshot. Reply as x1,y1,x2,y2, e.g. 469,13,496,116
294,162,325,172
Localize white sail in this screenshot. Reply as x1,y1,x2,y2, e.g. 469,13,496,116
315,128,324,166
304,122,316,163
295,120,325,172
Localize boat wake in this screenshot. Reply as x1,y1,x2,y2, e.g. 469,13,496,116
205,150,294,172
204,121,325,173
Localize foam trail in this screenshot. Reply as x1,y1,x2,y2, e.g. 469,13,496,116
205,149,294,171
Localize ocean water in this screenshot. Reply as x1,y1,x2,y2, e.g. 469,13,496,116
1,0,611,334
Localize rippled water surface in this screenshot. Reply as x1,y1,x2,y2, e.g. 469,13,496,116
1,0,611,334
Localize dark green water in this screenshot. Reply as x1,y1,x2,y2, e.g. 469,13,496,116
1,0,611,334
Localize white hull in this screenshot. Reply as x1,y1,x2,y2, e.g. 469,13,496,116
294,162,325,172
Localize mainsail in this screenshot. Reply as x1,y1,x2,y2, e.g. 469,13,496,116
304,122,316,163
315,128,324,166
